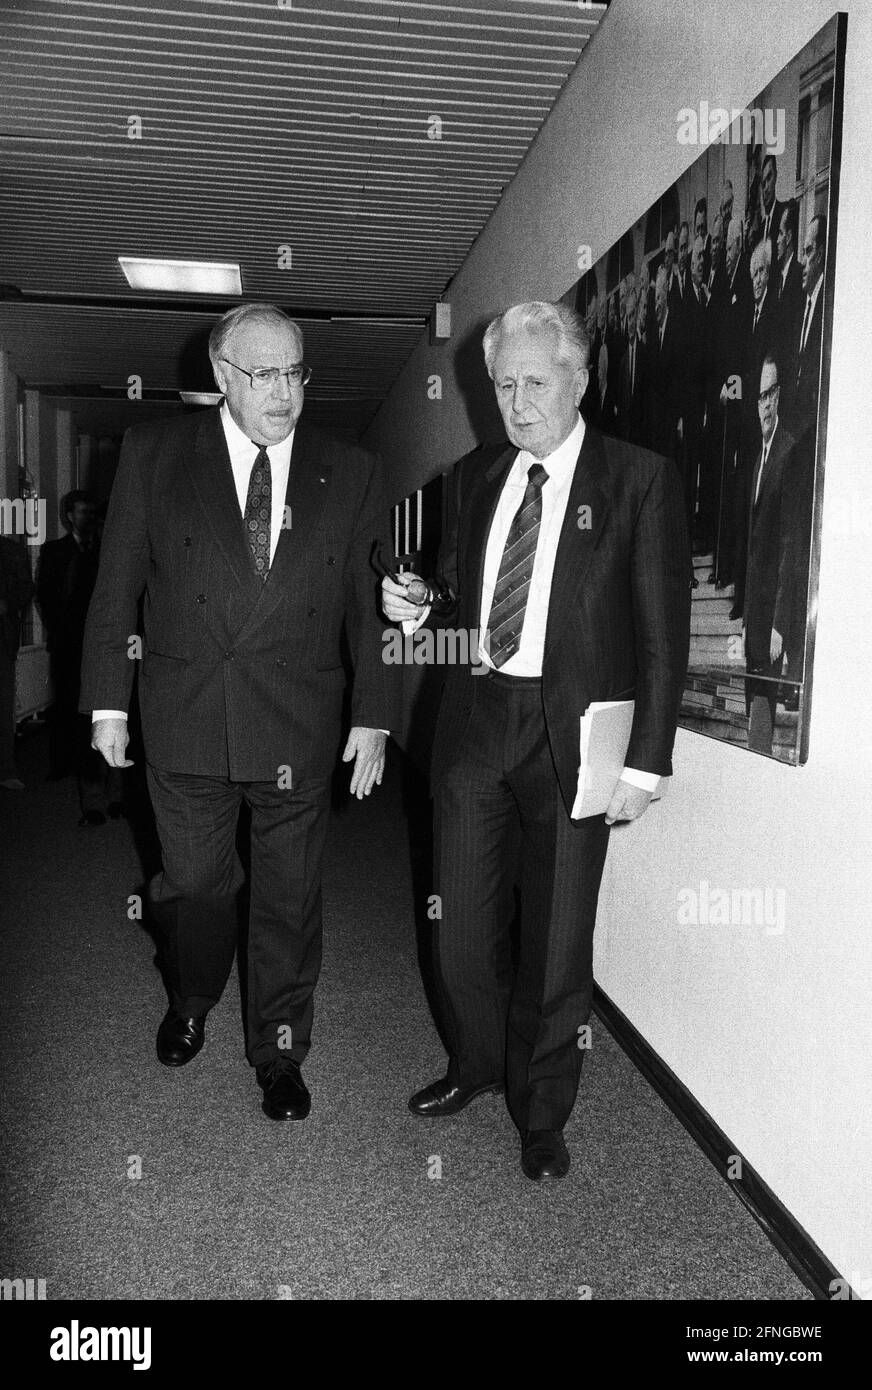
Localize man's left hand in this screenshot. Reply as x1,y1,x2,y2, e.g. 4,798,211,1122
605,780,654,825
342,727,387,799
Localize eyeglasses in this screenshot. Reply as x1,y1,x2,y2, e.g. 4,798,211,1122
758,384,780,403
222,359,311,390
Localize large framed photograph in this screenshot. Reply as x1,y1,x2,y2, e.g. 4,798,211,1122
566,14,845,765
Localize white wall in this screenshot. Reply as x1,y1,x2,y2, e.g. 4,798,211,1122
364,0,872,1285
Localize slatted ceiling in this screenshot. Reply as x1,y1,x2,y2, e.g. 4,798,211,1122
0,0,607,439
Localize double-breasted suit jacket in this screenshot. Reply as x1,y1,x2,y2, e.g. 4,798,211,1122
80,407,396,781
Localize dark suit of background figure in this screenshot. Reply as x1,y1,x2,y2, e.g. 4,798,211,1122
580,323,603,422
37,530,121,811
80,408,395,1066
738,424,800,751
775,253,804,365
427,425,691,1133
648,310,683,465
0,536,34,782
709,259,753,587
786,287,824,444
605,319,624,420
617,334,650,446
732,289,779,615
680,280,708,542
760,198,787,279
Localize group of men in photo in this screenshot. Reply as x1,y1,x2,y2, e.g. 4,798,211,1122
581,155,826,752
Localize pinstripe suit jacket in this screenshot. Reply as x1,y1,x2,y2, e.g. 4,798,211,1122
430,424,692,816
80,407,396,781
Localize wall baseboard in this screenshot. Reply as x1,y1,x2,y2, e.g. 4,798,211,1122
592,984,850,1301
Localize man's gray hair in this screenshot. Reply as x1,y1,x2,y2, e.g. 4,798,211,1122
751,237,771,269
208,303,302,372
482,301,590,375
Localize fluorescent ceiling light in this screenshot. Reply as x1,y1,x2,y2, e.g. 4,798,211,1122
179,391,224,405
118,257,242,294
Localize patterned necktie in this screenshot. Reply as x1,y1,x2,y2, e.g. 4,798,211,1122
244,444,271,579
487,462,548,668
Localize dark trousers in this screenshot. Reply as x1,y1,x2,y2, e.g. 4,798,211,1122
0,642,17,779
434,671,611,1134
145,764,331,1067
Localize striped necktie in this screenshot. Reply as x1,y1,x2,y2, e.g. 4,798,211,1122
487,462,548,668
244,444,272,579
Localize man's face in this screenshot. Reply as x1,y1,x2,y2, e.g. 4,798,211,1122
726,227,740,279
664,233,675,275
691,238,705,286
711,216,723,265
694,209,706,241
654,273,667,325
761,159,776,215
802,218,824,294
491,329,586,460
678,226,690,275
758,361,779,442
751,249,769,304
213,317,305,446
776,208,791,266
69,501,96,537
626,296,637,340
722,184,734,223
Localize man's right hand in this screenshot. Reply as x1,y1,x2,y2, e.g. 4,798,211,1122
91,718,134,768
381,573,426,625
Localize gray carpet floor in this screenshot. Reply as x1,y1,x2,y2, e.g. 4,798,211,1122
0,726,809,1300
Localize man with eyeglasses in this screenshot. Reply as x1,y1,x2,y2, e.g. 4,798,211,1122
81,303,396,1121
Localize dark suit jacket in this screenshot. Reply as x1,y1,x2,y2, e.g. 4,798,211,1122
648,312,684,458
761,198,786,272
80,408,396,781
37,532,100,654
789,284,824,440
429,425,692,817
775,253,804,362
741,423,801,669
617,336,650,445
0,536,34,659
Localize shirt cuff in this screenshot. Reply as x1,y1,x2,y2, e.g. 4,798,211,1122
620,766,660,792
92,710,128,721
401,603,431,635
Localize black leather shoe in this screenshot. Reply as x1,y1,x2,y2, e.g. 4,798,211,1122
156,1009,205,1067
408,1075,503,1118
521,1129,571,1181
257,1057,311,1121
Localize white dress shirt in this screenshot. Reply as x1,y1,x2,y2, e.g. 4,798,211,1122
93,403,294,722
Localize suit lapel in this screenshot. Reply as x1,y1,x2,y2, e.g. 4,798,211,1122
463,444,517,626
264,421,331,593
543,424,609,660
186,407,259,597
